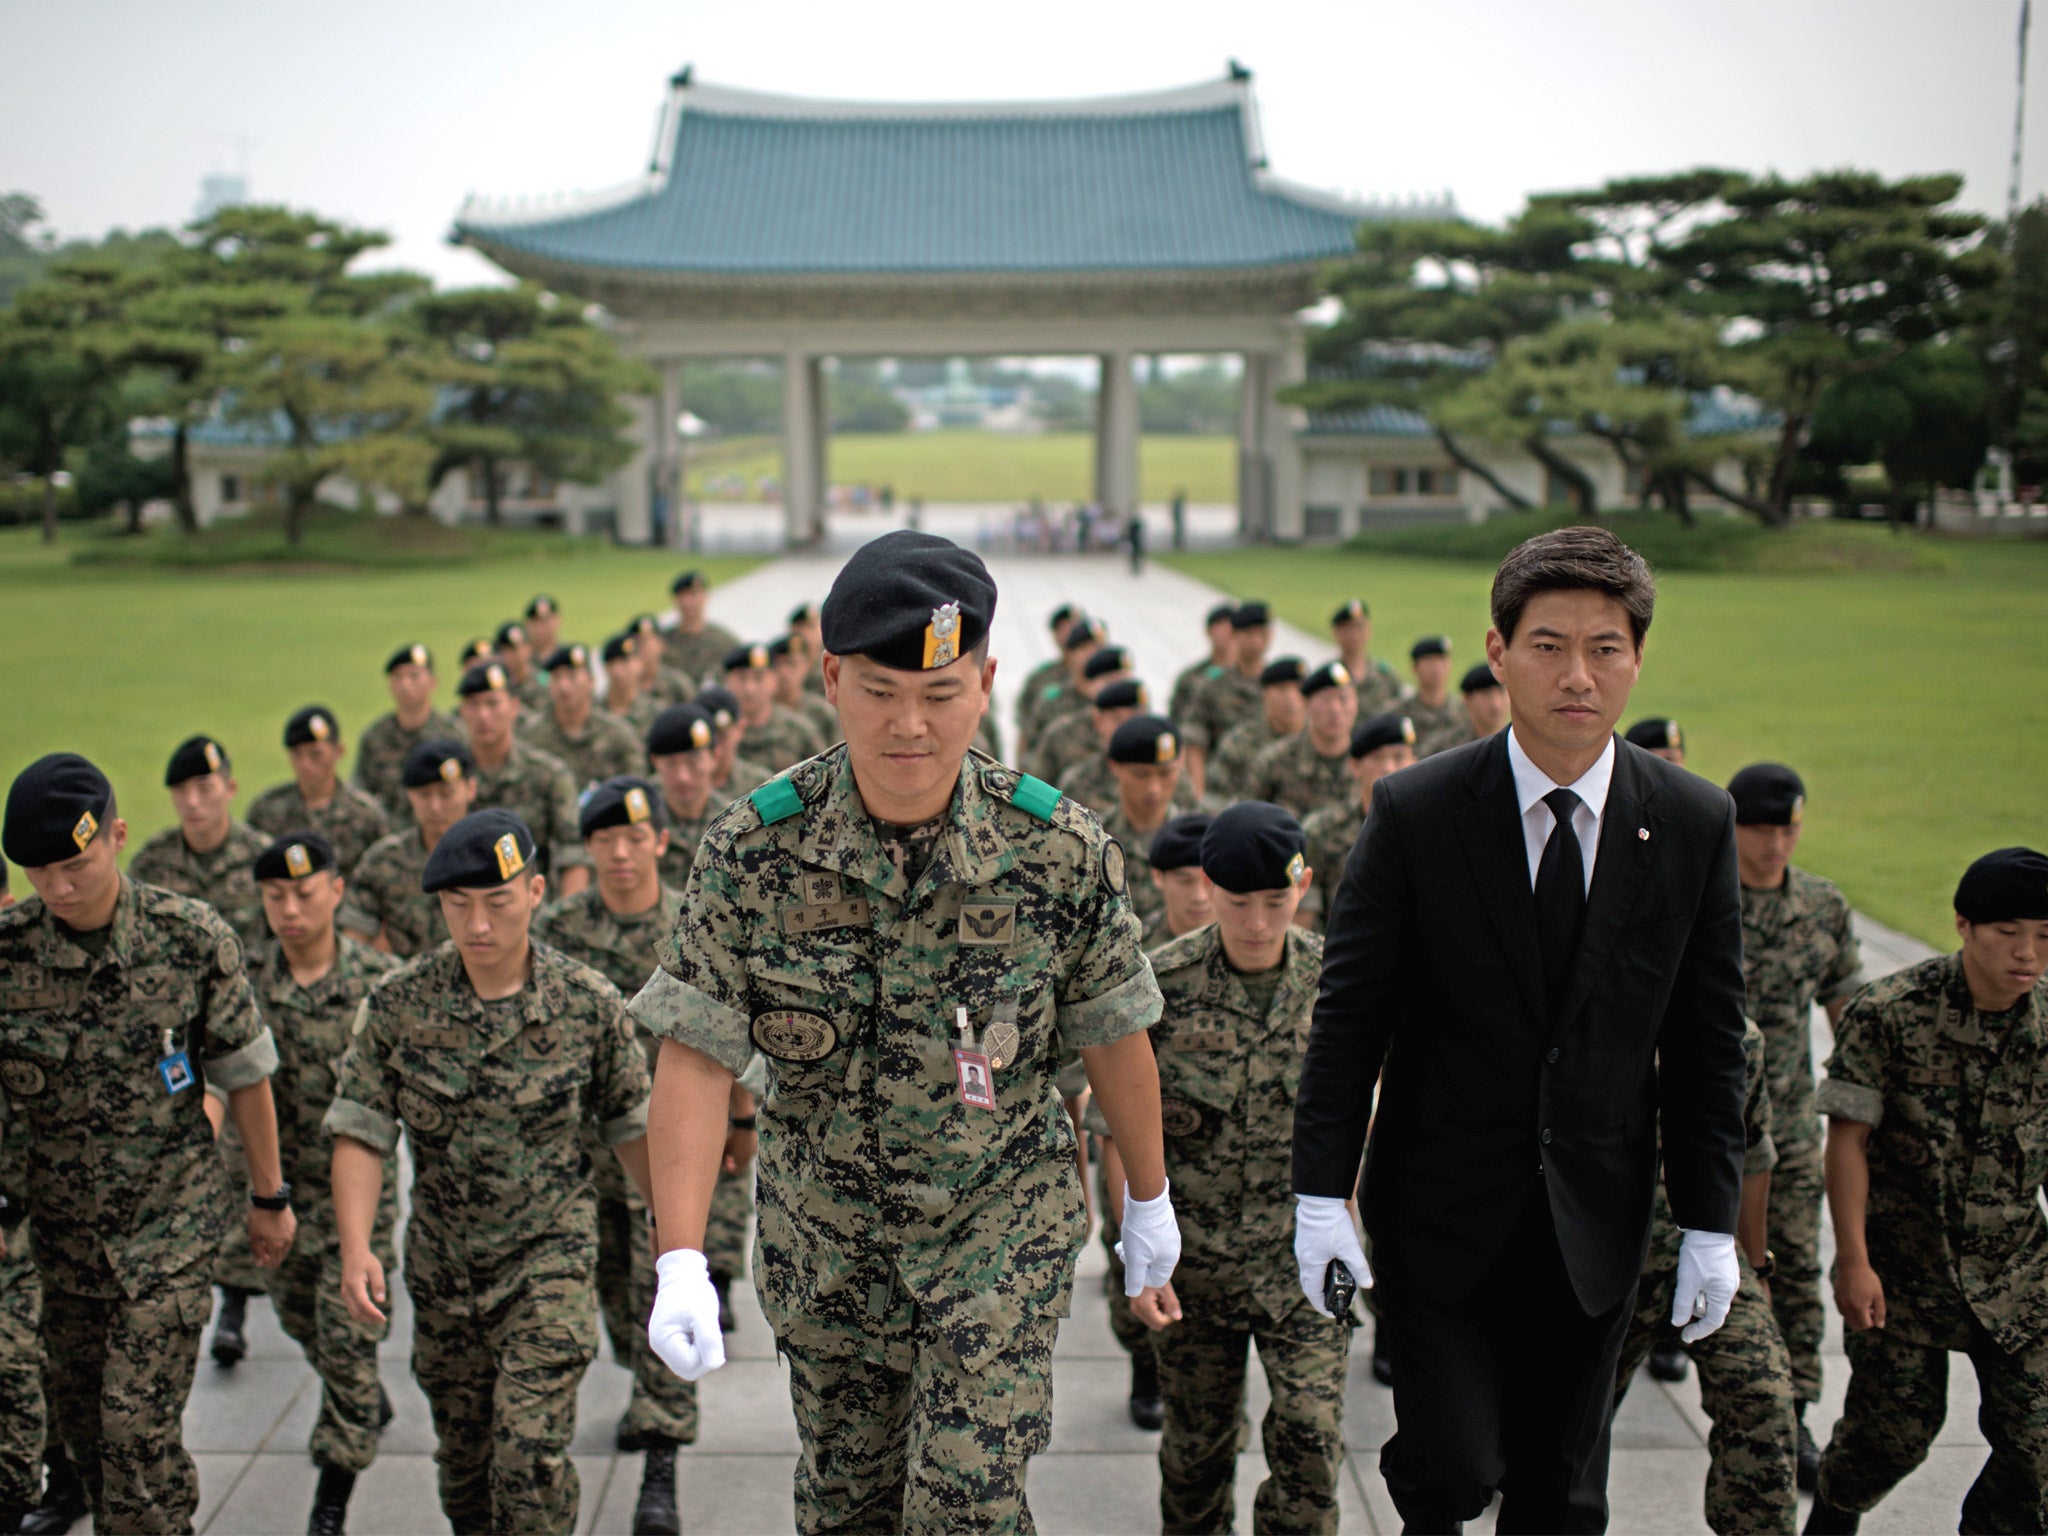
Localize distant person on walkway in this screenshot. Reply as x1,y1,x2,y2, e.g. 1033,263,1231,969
1127,513,1146,575
1171,488,1188,550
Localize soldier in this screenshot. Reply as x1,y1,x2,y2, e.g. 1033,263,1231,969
1806,848,2048,1536
1459,662,1509,744
494,619,549,713
1098,715,1189,935
326,809,654,1536
1138,801,1352,1534
1018,615,1106,753
601,631,660,737
519,644,647,791
1331,598,1403,717
248,705,391,872
1013,604,1079,744
1025,650,1135,789
772,634,841,748
646,705,724,890
457,637,493,671
127,734,271,949
1725,763,1863,1485
1404,636,1466,758
663,571,740,688
1244,662,1359,821
723,643,826,773
1182,602,1272,800
697,686,775,802
1624,716,1687,765
1168,603,1237,728
1204,657,1306,804
0,1101,40,1536
1144,814,1216,953
1299,712,1416,934
340,740,477,960
353,644,461,825
2,754,294,1534
1053,679,1159,817
524,594,562,660
248,832,400,1536
627,616,692,710
636,529,1179,1535
457,660,590,894
788,601,828,696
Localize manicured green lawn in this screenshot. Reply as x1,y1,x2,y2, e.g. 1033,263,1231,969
1164,524,2048,951
0,522,761,865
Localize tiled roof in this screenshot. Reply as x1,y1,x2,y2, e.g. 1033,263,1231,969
1302,406,1435,438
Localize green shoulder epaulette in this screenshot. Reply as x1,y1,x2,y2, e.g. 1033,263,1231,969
750,778,804,826
1009,774,1062,822
1039,682,1065,701
1205,663,1225,678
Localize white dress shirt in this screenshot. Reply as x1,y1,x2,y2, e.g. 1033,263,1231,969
1505,727,1614,895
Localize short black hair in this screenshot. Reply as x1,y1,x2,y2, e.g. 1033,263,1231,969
1491,526,1655,648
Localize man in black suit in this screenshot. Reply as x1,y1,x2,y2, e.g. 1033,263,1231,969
1292,526,1748,1533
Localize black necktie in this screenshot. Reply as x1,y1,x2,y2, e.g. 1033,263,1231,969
1535,787,1587,1007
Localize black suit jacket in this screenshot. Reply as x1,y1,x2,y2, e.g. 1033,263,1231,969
1292,730,1748,1315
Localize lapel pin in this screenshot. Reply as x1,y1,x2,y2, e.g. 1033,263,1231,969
1638,827,1650,841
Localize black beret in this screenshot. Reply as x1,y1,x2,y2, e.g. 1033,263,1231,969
723,642,772,673
1352,712,1417,758
1092,679,1148,712
789,601,818,626
767,635,798,660
459,638,493,667
384,642,432,674
494,620,528,650
4,753,113,868
457,661,513,698
579,775,668,838
1049,603,1077,629
820,530,996,672
166,734,230,786
1300,662,1354,699
601,632,637,665
541,644,590,673
1149,813,1212,871
631,612,662,635
1259,657,1306,688
648,703,717,756
252,830,337,882
420,809,537,892
1205,601,1237,627
1410,635,1450,661
525,593,558,620
1108,715,1182,766
283,705,339,749
1230,601,1272,630
401,739,474,789
1727,763,1805,826
695,687,741,731
1955,847,2048,923
1082,646,1131,681
1625,717,1684,753
1332,598,1369,625
1200,800,1306,893
1460,664,1502,695
670,570,706,595
1061,616,1106,652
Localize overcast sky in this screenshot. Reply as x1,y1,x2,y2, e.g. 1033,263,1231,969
2,0,2039,291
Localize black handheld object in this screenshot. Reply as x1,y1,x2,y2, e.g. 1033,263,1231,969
1324,1258,1357,1317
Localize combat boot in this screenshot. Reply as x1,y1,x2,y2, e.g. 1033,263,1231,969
1803,1494,1858,1534
377,1385,394,1433
709,1270,735,1334
1647,1340,1689,1382
632,1440,681,1536
1795,1402,1821,1491
19,1446,87,1535
306,1465,354,1536
211,1285,250,1366
1127,1346,1163,1431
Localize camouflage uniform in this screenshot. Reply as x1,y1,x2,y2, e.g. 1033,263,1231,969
794,691,840,748
1405,696,1467,760
743,706,827,774
1181,669,1261,758
471,740,590,880
0,878,276,1534
353,707,462,825
656,808,718,894
1169,660,1226,729
127,820,272,950
1023,709,1105,790
1349,658,1402,718
1614,1020,1797,1535
631,745,1163,1535
246,779,391,874
1812,954,2048,1532
532,886,701,1449
1742,866,1862,1407
1297,802,1363,934
324,941,653,1535
1019,677,1085,751
518,706,648,792
1013,658,1066,740
1204,715,1287,804
1148,924,1351,1534
338,828,442,958
0,1115,42,1518
513,669,550,715
665,622,741,692
1098,803,1168,933
718,755,776,803
1243,732,1353,822
604,693,661,740
251,936,401,1474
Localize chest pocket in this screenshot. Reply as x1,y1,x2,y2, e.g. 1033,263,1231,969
747,962,872,1098
0,1015,73,1114
395,1046,468,1146
1155,1027,1246,1130
502,1023,592,1142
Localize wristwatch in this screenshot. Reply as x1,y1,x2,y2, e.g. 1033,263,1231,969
251,1182,294,1212
729,1115,758,1131
1753,1248,1777,1281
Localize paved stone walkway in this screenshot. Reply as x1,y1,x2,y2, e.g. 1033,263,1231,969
163,520,1969,1534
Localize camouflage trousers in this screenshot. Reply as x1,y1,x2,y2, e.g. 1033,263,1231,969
1616,1263,1797,1534
411,1259,598,1536
704,1163,754,1282
1766,1136,1824,1404
1154,1295,1351,1535
594,1193,698,1449
1818,1321,2048,1533
41,1277,211,1535
783,1315,1059,1536
272,1227,392,1474
0,1238,42,1511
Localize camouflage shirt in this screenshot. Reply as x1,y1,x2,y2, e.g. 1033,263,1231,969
247,778,392,874
1183,668,1262,755
717,755,776,803
631,745,1162,1373
744,707,827,775
1297,801,1364,933
324,941,652,1304
1170,659,1228,729
664,622,741,691
1014,658,1066,736
1743,866,1862,1147
1097,802,1168,932
471,739,590,877
794,692,840,748
603,692,661,739
1349,658,1403,718
127,819,273,950
1817,954,2048,1353
353,707,462,824
338,828,440,958
1023,709,1105,790
1649,1020,1773,1270
1205,715,1287,803
1245,731,1354,822
0,878,275,1298
1407,695,1468,760
1020,678,1086,749
1150,922,1324,1319
517,706,647,792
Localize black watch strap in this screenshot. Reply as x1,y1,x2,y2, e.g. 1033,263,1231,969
729,1115,758,1131
251,1182,293,1212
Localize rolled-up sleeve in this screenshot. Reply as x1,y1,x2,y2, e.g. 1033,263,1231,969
630,836,755,1076
1056,846,1162,1049
203,1028,278,1093
325,997,402,1153
1817,997,1887,1128
590,997,654,1144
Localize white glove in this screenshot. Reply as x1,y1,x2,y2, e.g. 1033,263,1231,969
649,1248,727,1382
1115,1181,1181,1295
1672,1229,1739,1343
1294,1195,1373,1317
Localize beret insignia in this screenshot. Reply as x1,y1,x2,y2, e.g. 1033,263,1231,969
691,718,711,749
1666,720,1683,749
1400,717,1417,746
1789,795,1804,826
440,756,463,784
309,714,332,742
923,601,962,669
1329,663,1351,687
624,787,651,824
486,665,507,692
494,832,525,881
284,843,312,878
1286,852,1306,885
203,741,223,773
71,809,98,853
1156,733,1179,764
410,644,428,666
